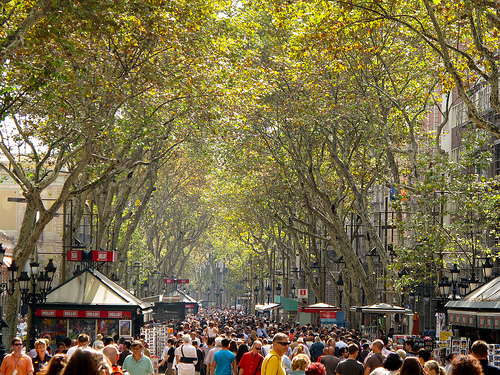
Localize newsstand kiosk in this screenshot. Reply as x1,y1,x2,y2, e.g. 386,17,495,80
37,268,152,345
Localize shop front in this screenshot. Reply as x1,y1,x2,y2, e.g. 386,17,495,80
445,275,500,343
38,268,152,345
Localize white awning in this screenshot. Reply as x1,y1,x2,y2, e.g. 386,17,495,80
255,303,281,312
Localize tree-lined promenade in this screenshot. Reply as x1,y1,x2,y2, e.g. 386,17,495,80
1,0,500,343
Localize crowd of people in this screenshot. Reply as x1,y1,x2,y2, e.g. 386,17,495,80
1,309,499,375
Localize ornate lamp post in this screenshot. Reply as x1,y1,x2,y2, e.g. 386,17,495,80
19,259,56,350
265,284,272,304
290,284,296,299
143,280,149,297
254,286,259,305
275,283,282,296
483,258,494,281
337,274,344,306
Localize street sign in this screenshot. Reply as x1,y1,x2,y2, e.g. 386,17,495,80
177,279,189,284
164,279,175,284
298,289,308,299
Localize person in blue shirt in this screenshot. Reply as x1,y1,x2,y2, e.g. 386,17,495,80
309,337,324,363
212,339,236,375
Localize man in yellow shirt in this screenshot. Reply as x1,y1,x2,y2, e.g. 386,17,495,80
261,333,288,375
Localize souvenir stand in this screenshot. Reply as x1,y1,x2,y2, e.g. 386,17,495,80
433,275,500,364
445,275,500,343
38,268,152,346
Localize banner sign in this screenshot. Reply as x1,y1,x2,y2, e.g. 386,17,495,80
164,278,189,284
321,311,337,319
67,250,82,261
67,250,115,263
37,309,131,319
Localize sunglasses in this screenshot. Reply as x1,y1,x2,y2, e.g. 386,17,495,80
277,342,290,346
13,343,22,346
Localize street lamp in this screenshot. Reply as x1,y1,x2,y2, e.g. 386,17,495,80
254,286,259,304
438,277,452,299
337,274,344,306
19,259,57,350
265,284,272,304
290,283,296,299
275,283,282,296
483,258,494,281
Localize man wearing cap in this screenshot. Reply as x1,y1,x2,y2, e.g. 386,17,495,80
262,334,288,375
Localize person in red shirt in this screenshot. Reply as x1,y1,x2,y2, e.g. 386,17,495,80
238,341,263,375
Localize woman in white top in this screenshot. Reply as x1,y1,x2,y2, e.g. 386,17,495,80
205,322,219,338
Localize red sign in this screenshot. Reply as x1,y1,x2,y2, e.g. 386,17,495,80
67,250,82,261
164,278,190,284
321,311,337,319
67,250,115,262
92,251,116,262
185,304,195,309
37,309,132,319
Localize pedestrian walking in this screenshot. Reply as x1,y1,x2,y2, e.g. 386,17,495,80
60,348,111,375
103,345,125,375
176,335,198,375
424,361,445,375
382,353,403,375
122,340,154,375
261,333,289,375
40,354,67,375
398,357,425,375
291,354,311,375
335,344,364,375
310,337,324,363
206,337,223,375
66,333,91,359
32,339,52,374
471,340,500,375
212,339,236,375
448,355,482,375
158,338,176,375
118,340,132,367
0,337,34,375
305,363,326,375
320,346,340,375
238,341,263,375
363,340,385,375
